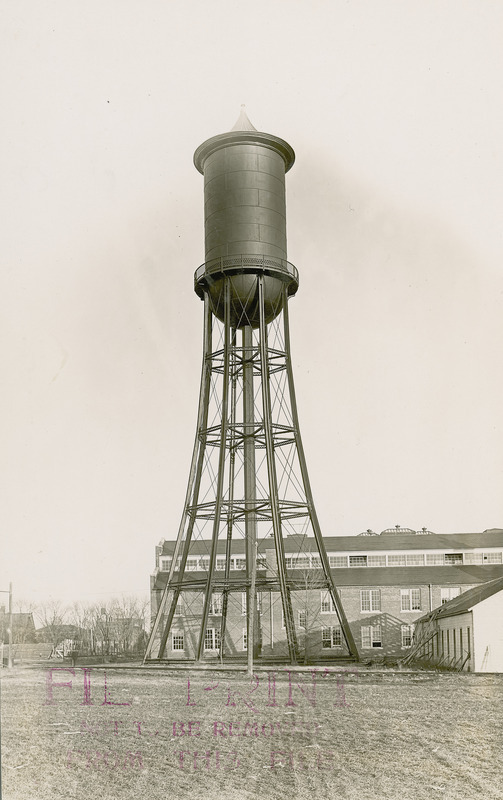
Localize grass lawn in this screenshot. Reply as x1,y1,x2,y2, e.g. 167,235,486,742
1,664,503,800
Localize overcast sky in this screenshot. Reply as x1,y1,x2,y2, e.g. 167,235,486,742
1,0,502,607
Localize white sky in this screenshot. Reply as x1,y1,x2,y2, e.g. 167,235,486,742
1,0,502,606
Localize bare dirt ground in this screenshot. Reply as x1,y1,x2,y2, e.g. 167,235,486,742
1,664,502,800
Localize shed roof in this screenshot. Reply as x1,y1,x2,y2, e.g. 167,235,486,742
418,575,503,622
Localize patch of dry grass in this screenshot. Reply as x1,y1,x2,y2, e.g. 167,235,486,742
1,666,503,800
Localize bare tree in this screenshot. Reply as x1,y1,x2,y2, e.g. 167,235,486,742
35,599,68,655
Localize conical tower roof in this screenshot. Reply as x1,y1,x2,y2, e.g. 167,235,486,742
194,110,295,174
230,105,257,132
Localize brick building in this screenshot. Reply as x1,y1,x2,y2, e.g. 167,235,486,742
150,527,503,663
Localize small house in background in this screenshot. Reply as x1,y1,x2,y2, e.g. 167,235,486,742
410,576,503,672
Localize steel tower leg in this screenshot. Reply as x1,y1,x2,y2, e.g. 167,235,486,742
144,295,213,662
197,279,231,661
258,276,298,664
243,323,258,673
219,326,237,660
281,287,359,660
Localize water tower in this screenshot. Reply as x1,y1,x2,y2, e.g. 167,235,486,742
145,109,358,665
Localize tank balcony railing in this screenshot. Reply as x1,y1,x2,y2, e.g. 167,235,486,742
194,254,299,291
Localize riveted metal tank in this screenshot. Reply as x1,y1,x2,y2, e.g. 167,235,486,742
193,109,298,328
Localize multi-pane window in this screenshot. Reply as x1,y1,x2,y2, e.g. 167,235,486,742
172,631,184,651
322,626,342,648
311,556,321,568
204,628,221,651
463,552,502,565
160,558,171,571
329,556,348,568
242,629,247,651
173,595,183,616
361,624,382,648
406,554,425,566
321,590,336,613
209,592,223,615
425,554,444,566
241,591,260,615
388,555,406,567
299,610,307,629
349,555,368,567
440,587,461,604
257,555,267,568
199,557,209,571
216,557,226,571
483,552,502,564
289,556,311,569
360,589,381,612
233,558,246,570
444,553,463,565
367,555,386,567
186,557,199,571
401,624,414,648
400,589,421,611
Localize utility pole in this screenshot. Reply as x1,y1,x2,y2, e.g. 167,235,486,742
0,582,13,668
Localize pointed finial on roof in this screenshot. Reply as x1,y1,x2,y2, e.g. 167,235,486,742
231,104,257,132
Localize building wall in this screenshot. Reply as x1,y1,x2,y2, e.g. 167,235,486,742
152,582,484,663
413,612,474,671
472,593,503,672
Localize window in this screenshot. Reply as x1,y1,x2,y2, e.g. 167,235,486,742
400,589,421,612
406,554,425,566
441,587,461,605
216,557,226,571
290,556,310,569
426,554,444,566
172,631,184,651
444,553,463,565
311,556,321,568
299,610,307,629
349,555,367,567
360,589,381,612
233,558,246,571
451,551,502,566
463,553,483,565
257,555,267,568
199,557,209,571
173,595,183,616
322,626,342,648
368,555,386,567
361,624,382,648
204,628,221,651
401,624,414,648
321,590,336,613
209,592,223,615
186,557,199,571
160,558,171,571
483,552,502,564
329,556,348,568
388,555,406,567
